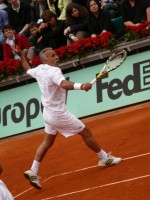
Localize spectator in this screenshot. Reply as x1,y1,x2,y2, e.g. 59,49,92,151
7,0,31,36
120,0,150,27
2,24,36,60
64,2,89,45
0,9,8,44
100,0,121,19
47,0,72,20
28,21,44,53
37,10,67,50
0,9,8,60
0,44,3,60
32,0,48,24
0,0,8,10
85,0,114,38
0,161,14,200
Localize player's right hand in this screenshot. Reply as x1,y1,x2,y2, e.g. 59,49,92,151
81,83,92,91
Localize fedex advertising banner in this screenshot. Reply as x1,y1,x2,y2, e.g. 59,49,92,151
0,51,150,138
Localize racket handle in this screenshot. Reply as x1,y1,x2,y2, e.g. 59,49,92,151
90,78,97,85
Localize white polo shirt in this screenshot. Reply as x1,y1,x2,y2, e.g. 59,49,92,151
27,64,66,115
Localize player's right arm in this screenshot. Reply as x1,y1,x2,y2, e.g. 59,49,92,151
52,67,92,92
60,80,92,92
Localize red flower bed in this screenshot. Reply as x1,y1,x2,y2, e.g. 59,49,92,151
36,32,116,63
124,21,150,41
0,59,22,80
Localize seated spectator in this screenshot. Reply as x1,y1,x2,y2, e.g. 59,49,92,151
47,0,72,20
0,44,3,60
85,0,114,38
0,8,8,60
37,9,67,50
31,0,48,24
64,2,89,45
7,0,32,36
0,9,8,44
2,25,36,60
100,0,121,19
0,161,14,200
0,0,8,10
28,21,45,53
120,0,150,27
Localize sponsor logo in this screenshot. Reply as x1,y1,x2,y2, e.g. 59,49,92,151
97,60,150,102
0,98,43,127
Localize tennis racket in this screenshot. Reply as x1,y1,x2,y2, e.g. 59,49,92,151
90,49,127,84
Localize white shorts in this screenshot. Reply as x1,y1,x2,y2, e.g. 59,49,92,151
43,108,85,137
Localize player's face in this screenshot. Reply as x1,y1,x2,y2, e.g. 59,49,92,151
44,50,59,66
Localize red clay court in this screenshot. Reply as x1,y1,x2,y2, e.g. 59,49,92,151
0,102,150,200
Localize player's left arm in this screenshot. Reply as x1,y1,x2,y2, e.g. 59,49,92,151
60,80,92,91
11,45,31,72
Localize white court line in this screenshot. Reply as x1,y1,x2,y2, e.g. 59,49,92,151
14,152,150,199
122,152,150,161
41,174,150,200
43,152,150,183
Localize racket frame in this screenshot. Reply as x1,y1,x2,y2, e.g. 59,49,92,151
90,50,127,85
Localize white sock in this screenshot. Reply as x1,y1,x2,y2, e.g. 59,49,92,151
31,160,40,174
97,149,108,160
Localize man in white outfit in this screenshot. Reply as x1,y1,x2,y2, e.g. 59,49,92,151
12,46,122,190
0,161,14,200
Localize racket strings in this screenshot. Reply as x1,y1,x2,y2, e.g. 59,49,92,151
91,50,127,84
106,53,126,70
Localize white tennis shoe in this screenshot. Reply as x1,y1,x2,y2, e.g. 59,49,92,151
24,170,42,189
98,153,122,167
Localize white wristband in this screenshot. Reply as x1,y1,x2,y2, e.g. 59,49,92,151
74,83,82,90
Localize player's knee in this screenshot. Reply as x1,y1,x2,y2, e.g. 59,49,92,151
80,126,92,137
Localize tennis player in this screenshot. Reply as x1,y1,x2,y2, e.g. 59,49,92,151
0,161,14,199
12,46,122,190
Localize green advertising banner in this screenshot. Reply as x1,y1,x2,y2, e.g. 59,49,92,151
0,51,150,138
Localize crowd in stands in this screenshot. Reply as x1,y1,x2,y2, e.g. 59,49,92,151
0,0,150,62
